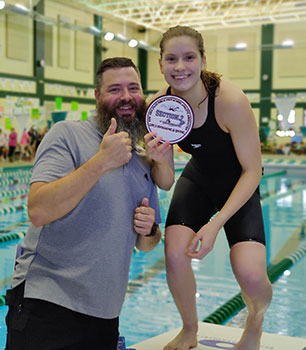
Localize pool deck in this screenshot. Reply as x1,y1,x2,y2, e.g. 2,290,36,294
173,153,306,173
0,160,34,171
0,154,306,172
131,322,306,350
262,154,306,171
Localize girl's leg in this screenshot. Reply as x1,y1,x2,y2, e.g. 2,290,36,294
163,225,198,350
230,241,272,350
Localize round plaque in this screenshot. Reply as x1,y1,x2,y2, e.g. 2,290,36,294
145,95,194,144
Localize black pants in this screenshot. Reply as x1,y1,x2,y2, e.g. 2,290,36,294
8,146,16,161
5,282,119,350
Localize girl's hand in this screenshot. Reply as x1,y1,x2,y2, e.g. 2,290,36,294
187,220,221,260
144,132,171,165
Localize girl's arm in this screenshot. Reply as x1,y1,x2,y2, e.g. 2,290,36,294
144,133,175,190
145,88,175,191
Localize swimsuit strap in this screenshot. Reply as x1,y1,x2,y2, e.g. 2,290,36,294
207,89,216,122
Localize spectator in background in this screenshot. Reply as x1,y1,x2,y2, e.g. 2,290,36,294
4,132,9,160
36,126,49,151
28,125,39,159
20,128,30,161
276,144,285,155
8,128,18,162
0,129,6,162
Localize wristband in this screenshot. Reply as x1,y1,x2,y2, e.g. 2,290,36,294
145,223,158,237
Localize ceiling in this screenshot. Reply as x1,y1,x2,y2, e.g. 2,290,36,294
68,0,306,32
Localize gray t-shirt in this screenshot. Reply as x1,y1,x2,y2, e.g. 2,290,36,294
12,116,161,319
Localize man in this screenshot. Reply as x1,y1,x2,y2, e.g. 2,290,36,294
5,57,162,350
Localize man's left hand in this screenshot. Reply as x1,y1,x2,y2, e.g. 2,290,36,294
134,198,155,236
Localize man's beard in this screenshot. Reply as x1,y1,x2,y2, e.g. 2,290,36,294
95,99,147,149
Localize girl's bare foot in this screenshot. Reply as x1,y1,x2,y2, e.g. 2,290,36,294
234,315,263,350
163,327,198,350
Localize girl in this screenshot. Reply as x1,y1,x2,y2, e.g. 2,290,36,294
145,26,272,350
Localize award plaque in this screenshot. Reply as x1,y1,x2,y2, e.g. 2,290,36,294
145,95,194,144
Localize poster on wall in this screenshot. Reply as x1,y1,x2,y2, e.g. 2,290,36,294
4,96,41,133
5,96,40,116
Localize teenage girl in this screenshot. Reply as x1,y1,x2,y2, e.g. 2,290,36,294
145,25,272,350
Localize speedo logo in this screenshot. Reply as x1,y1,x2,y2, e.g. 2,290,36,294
191,144,202,149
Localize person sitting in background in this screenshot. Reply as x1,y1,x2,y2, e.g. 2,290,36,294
276,144,285,154
5,57,163,350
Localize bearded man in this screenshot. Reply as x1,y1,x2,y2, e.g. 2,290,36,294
5,57,164,350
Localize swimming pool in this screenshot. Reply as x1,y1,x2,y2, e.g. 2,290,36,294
0,168,305,348
120,170,306,345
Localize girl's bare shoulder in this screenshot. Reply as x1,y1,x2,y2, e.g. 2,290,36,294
217,80,246,104
217,80,244,99
215,80,254,130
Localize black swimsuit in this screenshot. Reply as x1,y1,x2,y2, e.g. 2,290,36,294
165,87,265,247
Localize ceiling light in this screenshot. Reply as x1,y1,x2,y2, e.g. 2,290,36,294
228,42,247,51
104,32,115,41
281,39,294,48
128,39,138,48
235,42,247,50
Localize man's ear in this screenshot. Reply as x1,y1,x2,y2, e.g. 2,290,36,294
94,88,99,101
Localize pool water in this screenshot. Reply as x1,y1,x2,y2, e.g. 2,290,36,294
120,172,306,345
0,169,305,349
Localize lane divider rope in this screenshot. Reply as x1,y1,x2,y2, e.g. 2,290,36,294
203,233,306,325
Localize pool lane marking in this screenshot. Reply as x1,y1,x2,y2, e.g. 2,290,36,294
126,253,165,297
271,220,306,265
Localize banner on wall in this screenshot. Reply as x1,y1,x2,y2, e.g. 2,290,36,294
51,111,67,124
14,115,31,134
274,95,297,131
5,118,12,130
31,108,40,119
81,111,88,120
55,97,62,110
66,111,80,121
3,96,40,134
300,126,306,137
71,101,79,111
